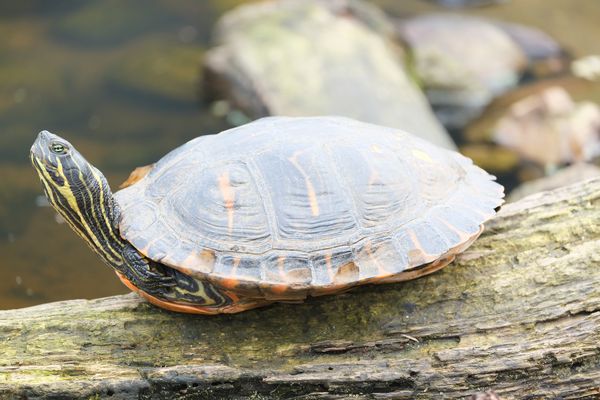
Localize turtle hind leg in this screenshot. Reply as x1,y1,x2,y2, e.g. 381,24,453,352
115,270,272,314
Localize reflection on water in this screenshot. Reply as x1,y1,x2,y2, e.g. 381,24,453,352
0,0,598,309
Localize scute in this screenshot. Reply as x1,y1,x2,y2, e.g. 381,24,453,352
114,116,504,298
332,141,419,228
253,142,357,243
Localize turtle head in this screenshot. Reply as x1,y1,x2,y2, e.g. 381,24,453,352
30,131,194,303
30,130,127,265
30,130,96,189
30,129,112,220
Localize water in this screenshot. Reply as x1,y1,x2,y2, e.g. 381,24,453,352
0,0,234,308
0,0,598,309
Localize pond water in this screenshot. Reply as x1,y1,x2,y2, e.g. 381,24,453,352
1,0,598,309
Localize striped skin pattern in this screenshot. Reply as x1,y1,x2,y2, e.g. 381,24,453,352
114,116,505,309
30,132,237,313
30,135,127,266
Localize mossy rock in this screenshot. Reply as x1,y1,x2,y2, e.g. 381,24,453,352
109,38,204,105
205,0,454,149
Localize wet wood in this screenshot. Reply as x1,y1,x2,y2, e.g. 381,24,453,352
1,178,600,399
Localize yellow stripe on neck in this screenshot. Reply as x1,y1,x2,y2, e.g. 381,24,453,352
37,157,123,266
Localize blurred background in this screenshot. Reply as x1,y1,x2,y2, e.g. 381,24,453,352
0,0,598,309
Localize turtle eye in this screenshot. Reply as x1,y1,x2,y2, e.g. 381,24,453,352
50,142,67,154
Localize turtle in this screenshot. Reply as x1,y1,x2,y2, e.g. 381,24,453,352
30,116,504,314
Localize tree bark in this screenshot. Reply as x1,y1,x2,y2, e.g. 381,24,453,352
1,178,600,400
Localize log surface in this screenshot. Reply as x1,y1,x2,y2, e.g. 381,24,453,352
2,178,600,399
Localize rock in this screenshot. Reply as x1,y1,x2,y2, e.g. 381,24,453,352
572,55,600,81
508,163,600,202
398,14,527,130
204,0,455,149
493,86,600,165
108,37,203,105
465,77,600,143
494,21,565,62
494,20,569,78
462,77,600,190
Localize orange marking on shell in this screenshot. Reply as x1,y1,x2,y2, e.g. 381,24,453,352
407,230,435,265
140,244,151,256
333,262,359,285
220,278,240,290
269,283,289,295
307,183,320,217
325,253,334,281
288,152,320,217
218,171,235,234
436,217,473,242
219,257,242,289
178,266,196,277
374,254,456,284
288,268,311,282
364,241,389,276
277,256,287,281
139,236,161,257
181,249,215,273
119,164,153,189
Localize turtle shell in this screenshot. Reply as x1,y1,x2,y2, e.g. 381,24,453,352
114,116,503,300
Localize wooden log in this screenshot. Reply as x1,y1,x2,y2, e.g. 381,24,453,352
1,178,600,399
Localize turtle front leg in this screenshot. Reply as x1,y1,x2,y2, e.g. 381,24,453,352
117,244,254,313
119,245,177,296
